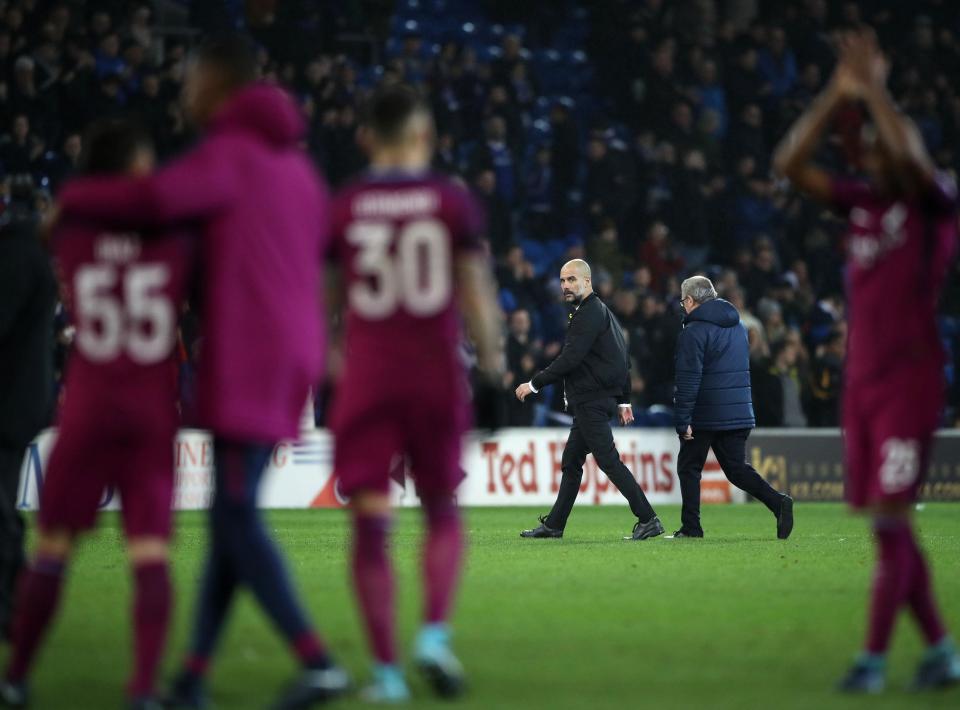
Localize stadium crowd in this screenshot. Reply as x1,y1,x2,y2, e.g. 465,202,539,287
3,0,960,428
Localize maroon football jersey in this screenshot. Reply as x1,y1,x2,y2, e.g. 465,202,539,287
54,221,193,428
830,172,958,384
329,171,484,401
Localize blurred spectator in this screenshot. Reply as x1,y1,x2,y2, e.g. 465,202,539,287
756,297,786,344
727,286,762,333
641,39,684,132
95,32,125,79
728,156,777,247
773,338,808,427
691,57,727,137
584,129,637,228
725,44,770,113
524,144,554,240
807,326,845,427
635,293,680,406
549,101,578,215
752,337,807,428
666,100,700,154
505,309,537,426
474,169,512,254
726,103,767,169
639,220,684,293
670,149,713,270
493,34,524,84
471,115,518,206
587,218,630,286
43,132,81,192
433,131,458,174
128,4,153,50
0,114,42,176
757,27,797,101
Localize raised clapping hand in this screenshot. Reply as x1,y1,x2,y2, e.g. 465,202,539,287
831,27,889,99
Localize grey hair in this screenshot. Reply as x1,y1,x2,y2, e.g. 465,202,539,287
681,275,717,305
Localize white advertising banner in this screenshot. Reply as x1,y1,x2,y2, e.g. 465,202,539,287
17,427,740,511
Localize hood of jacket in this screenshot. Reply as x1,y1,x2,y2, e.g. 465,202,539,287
208,82,305,147
683,298,740,328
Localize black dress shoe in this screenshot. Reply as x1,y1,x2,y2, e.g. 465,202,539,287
626,516,664,540
520,516,563,538
671,528,704,538
777,495,794,539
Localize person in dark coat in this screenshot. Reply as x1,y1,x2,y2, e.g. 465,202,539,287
515,260,664,541
0,184,56,638
673,276,793,539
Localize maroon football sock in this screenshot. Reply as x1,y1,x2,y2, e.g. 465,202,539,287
422,497,464,625
128,561,172,698
5,556,66,683
351,513,396,664
865,518,914,654
905,532,948,646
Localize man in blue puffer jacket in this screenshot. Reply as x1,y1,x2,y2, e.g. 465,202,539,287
673,276,794,539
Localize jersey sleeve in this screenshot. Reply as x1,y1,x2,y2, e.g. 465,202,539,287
828,177,873,214
923,171,959,215
448,184,486,253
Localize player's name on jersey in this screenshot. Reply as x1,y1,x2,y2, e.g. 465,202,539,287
354,189,438,217
94,233,143,263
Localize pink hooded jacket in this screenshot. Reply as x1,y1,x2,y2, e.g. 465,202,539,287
59,84,328,442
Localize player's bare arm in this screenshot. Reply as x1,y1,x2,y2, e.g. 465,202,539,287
843,29,936,194
457,252,504,379
772,58,857,202
324,264,345,381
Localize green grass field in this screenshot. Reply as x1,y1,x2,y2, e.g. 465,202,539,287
3,504,959,709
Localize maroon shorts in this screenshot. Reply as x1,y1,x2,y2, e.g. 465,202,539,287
331,388,468,499
39,418,176,540
843,365,943,509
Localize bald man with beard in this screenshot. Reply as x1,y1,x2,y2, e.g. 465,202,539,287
515,260,664,540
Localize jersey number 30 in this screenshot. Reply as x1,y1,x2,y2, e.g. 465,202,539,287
74,263,175,364
347,219,451,319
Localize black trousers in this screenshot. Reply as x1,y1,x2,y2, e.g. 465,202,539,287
676,428,784,534
0,445,26,634
545,398,655,530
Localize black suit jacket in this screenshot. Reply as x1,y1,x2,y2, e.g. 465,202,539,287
531,293,630,407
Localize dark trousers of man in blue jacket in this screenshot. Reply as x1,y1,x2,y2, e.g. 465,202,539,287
676,429,785,535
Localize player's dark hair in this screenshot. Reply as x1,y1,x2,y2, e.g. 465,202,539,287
194,33,258,89
79,117,153,175
363,84,427,144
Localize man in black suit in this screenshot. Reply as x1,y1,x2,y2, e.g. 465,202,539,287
515,260,664,540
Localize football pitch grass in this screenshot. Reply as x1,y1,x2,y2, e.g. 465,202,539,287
4,504,960,709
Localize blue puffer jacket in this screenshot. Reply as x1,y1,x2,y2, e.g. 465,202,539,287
673,298,756,433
